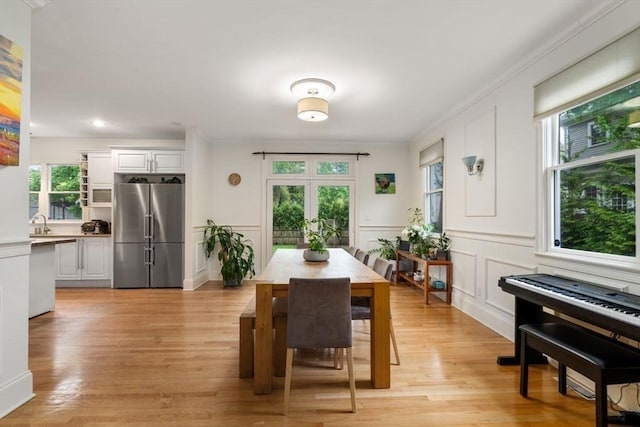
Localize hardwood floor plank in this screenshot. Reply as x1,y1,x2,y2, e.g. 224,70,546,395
1,281,597,425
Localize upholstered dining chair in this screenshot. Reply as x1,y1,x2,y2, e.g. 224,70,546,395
354,249,369,266
283,277,356,415
351,257,400,365
345,246,357,256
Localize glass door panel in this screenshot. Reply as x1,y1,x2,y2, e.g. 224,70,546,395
315,183,352,248
267,180,354,263
267,182,308,258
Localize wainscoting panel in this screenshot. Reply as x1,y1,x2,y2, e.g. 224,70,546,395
485,256,537,315
450,249,477,298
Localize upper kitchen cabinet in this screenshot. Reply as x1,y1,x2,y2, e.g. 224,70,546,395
113,149,185,174
88,151,113,206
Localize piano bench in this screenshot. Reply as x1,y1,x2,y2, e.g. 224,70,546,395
519,323,640,427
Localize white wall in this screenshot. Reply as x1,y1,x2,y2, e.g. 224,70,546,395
411,2,640,340
202,140,410,278
184,128,211,290
0,0,34,417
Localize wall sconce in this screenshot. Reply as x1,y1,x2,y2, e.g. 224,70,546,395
461,155,484,175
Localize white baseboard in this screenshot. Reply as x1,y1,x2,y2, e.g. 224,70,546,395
0,371,34,419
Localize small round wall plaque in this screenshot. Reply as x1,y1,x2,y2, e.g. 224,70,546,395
228,173,241,186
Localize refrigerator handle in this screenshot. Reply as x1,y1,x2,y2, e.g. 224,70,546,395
144,214,152,239
151,245,155,265
144,247,153,266
150,213,155,239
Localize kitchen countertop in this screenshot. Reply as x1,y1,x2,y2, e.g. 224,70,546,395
30,237,78,247
30,233,111,239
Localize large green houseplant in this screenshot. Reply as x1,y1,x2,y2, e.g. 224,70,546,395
203,220,255,287
368,237,401,260
301,217,340,261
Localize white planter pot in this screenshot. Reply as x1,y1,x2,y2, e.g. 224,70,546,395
303,249,330,262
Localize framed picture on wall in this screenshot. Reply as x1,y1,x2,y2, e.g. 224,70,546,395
375,173,395,194
0,33,23,166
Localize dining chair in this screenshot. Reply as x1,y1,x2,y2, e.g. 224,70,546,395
354,249,369,265
345,246,357,256
351,257,400,365
283,277,356,415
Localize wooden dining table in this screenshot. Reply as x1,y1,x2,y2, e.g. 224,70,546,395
253,248,391,394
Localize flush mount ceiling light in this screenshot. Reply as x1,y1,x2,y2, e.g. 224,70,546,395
91,119,106,128
290,78,335,122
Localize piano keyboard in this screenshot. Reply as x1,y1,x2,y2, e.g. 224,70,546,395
505,274,640,328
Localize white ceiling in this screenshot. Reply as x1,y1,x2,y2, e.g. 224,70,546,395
28,0,618,144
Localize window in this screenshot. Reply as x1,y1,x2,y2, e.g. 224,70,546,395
586,120,610,147
48,164,82,220
273,160,305,175
29,165,41,218
423,160,443,233
545,80,639,258
269,158,353,178
317,161,349,175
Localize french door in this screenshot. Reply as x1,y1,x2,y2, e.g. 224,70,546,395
266,179,354,262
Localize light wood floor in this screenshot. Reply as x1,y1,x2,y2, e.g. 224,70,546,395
3,281,599,426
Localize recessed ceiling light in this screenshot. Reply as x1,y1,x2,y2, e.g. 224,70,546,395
91,119,106,128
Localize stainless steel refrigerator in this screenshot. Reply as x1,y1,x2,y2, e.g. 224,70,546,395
113,182,184,288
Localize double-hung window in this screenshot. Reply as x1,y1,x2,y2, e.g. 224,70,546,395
536,27,640,262
543,80,639,259
419,139,444,233
29,163,82,221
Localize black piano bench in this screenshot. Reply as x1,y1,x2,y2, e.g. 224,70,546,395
519,323,640,427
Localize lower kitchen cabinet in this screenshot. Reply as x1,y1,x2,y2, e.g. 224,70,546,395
56,237,112,280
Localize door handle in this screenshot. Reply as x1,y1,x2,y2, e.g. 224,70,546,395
149,213,155,239
77,240,81,271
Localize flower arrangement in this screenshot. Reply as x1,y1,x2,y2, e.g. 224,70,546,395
401,208,434,257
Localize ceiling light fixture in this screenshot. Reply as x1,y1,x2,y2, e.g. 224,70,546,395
628,110,640,128
290,78,335,122
91,119,106,128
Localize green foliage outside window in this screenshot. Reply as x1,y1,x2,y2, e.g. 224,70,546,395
557,81,639,257
49,165,82,220
29,165,41,191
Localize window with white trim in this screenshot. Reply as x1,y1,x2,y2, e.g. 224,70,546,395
419,139,444,233
423,160,443,233
543,80,639,258
29,163,82,221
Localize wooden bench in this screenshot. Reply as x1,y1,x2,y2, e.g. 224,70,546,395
238,297,287,378
519,323,640,427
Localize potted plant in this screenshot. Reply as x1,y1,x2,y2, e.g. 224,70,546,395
301,217,340,262
368,236,401,261
203,220,255,287
435,232,451,260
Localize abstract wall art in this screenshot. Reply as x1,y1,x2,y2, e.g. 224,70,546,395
0,34,24,166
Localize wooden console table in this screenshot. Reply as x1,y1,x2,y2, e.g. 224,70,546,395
395,250,452,305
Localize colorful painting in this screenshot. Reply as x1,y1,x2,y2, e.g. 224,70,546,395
0,34,23,166
375,173,396,194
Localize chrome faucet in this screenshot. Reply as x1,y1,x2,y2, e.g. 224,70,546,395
30,213,51,234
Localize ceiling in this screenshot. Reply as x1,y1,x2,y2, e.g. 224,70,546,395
28,0,619,144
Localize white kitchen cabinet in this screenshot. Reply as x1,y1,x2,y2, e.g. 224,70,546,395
113,149,185,174
56,237,112,280
88,151,113,206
